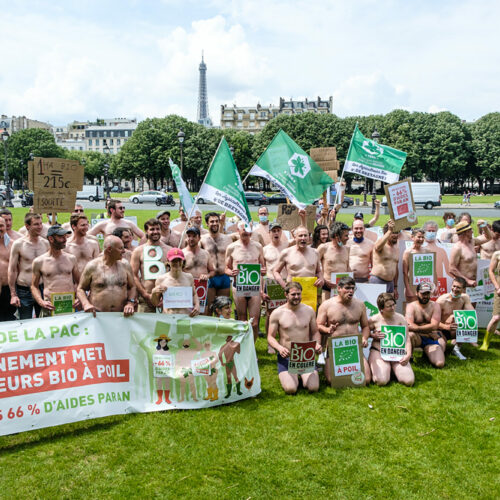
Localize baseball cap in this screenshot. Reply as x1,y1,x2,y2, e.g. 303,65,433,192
186,226,200,235
47,225,71,237
156,210,171,219
269,221,282,230
354,212,364,220
167,248,185,261
417,282,433,293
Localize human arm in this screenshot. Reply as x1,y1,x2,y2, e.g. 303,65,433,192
367,199,380,227
88,221,105,237
272,252,288,289
8,241,21,307
200,254,216,282
475,220,491,244
309,309,323,353
374,220,394,252
316,302,338,336
123,262,137,316
190,276,200,317
224,245,238,278
314,250,324,288
402,250,413,299
77,262,96,316
130,247,150,302
489,253,500,295
150,277,166,307
31,259,53,310
267,310,289,358
71,257,81,309
129,223,145,241
400,319,412,365
359,305,370,347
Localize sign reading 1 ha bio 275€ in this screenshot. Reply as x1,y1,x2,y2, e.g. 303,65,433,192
327,334,366,388
0,313,260,436
384,178,418,232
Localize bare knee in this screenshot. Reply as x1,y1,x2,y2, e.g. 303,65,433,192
282,382,298,395
303,373,319,393
399,373,415,386
433,358,445,369
372,373,389,386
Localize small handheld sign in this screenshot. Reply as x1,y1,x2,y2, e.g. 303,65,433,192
380,325,407,362
288,341,316,374
163,286,193,309
50,292,75,316
194,279,208,313
453,310,478,343
327,334,366,388
265,278,286,309
236,264,261,297
384,178,418,232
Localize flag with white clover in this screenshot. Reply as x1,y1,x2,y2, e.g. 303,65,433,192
248,129,334,209
197,137,252,223
344,124,407,183
169,158,195,214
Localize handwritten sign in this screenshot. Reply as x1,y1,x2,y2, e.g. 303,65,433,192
163,286,193,309
384,178,418,232
276,204,316,233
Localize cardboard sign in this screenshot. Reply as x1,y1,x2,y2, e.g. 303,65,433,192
327,334,366,388
28,157,84,213
276,204,316,233
453,310,478,343
235,264,261,297
50,292,75,316
288,341,317,374
380,325,407,362
194,279,208,313
292,276,317,312
266,278,286,309
143,246,166,280
163,286,193,309
384,178,418,232
152,354,174,377
354,283,386,318
410,252,436,291
466,286,484,303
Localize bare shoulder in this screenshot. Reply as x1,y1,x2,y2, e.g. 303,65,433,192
436,293,449,305
394,312,407,325
300,302,315,318
252,240,263,251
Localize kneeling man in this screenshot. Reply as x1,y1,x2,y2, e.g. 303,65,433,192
267,282,321,394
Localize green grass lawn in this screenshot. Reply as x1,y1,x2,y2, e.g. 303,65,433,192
0,335,498,498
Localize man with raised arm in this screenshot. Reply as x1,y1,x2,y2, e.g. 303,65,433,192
65,214,100,275
89,200,144,241
317,276,371,384
77,235,136,316
268,282,322,394
8,213,49,319
156,209,181,248
31,225,80,316
369,219,399,297
347,218,374,283
131,219,172,313
406,283,444,368
478,220,500,260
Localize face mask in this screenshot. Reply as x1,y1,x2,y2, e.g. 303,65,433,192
337,241,343,247
425,231,437,241
219,315,225,319
452,293,461,299
259,215,268,223
353,236,364,243
446,219,454,227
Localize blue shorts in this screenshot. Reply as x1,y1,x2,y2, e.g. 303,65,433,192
420,335,440,347
208,274,231,290
277,353,289,374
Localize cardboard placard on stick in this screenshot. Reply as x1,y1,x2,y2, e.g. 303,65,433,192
384,178,418,232
327,334,366,388
277,204,316,233
310,147,337,162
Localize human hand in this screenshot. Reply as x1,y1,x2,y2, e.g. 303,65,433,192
123,303,135,317
278,346,290,358
10,295,20,308
84,303,97,317
190,304,200,317
314,277,324,288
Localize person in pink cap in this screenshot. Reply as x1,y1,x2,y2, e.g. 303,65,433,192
151,247,199,316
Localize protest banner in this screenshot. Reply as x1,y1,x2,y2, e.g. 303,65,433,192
169,158,196,214
288,341,317,375
28,157,84,213
0,313,260,436
292,277,317,312
354,283,386,318
327,334,366,388
265,278,286,309
163,287,193,309
235,264,261,297
380,325,407,362
194,279,208,313
384,179,418,232
143,246,166,280
50,293,75,316
409,252,436,294
276,204,317,233
453,310,478,343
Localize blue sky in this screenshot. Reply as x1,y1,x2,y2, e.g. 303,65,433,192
1,0,498,126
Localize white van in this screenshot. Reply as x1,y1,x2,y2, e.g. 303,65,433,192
382,182,441,210
76,185,104,202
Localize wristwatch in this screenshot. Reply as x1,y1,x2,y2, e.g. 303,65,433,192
127,298,136,304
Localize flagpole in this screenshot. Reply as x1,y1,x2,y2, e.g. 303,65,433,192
334,123,357,207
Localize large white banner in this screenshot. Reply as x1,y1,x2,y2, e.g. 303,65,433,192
0,313,260,436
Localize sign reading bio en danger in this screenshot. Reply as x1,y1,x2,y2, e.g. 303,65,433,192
236,264,261,297
380,325,407,362
453,310,478,343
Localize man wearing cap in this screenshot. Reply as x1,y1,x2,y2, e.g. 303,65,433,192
347,218,374,283
201,212,239,314
225,222,266,340
151,248,199,316
131,219,172,313
352,202,380,242
450,219,491,290
369,219,399,297
8,213,50,319
77,235,136,316
406,282,445,368
65,214,100,275
89,200,144,241
478,220,500,260
31,225,80,317
156,210,181,248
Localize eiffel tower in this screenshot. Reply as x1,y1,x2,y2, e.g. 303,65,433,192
197,51,212,127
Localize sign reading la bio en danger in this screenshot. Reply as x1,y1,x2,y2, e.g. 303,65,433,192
288,341,316,374
380,325,407,362
453,310,478,343
236,264,261,297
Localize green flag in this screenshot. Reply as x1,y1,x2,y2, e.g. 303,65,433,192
197,137,251,223
248,129,333,209
169,158,195,214
344,124,407,183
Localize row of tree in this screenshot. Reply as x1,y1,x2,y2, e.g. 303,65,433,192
2,110,499,193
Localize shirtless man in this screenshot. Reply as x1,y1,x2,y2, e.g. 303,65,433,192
252,206,291,247
112,227,134,262
402,228,426,303
9,213,49,319
131,219,172,313
151,248,199,316
318,221,351,301
267,282,322,394
406,283,444,368
171,206,188,233
31,225,80,316
89,200,144,241
201,212,239,313
0,208,21,242
422,220,451,294
347,219,374,283
317,277,371,384
370,220,399,298
479,220,500,260
368,292,414,386
0,217,15,321
273,226,323,289
77,235,136,316
225,222,266,340
156,210,181,247
65,215,100,275
436,277,474,360
481,250,500,351
61,204,85,232
188,210,208,235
